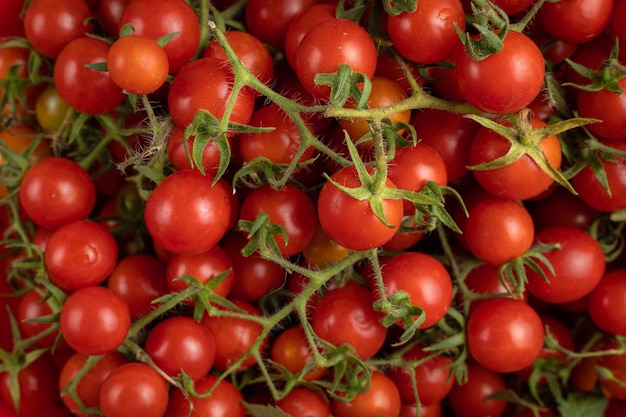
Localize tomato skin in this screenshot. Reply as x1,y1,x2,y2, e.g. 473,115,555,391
284,3,337,70
245,0,318,49
301,224,350,269
53,37,126,115
525,226,606,304
317,166,403,251
0,0,25,37
164,374,246,417
270,325,326,381
97,0,131,36
200,299,267,372
588,269,626,335
400,402,442,417
99,363,169,417
0,354,61,414
59,351,128,417
332,370,402,417
491,0,535,15
276,386,332,417
463,263,525,311
577,78,626,141
467,298,545,373
464,197,535,265
166,126,224,175
386,344,454,406
117,0,200,74
44,220,118,291
145,316,216,381
24,0,94,59
106,254,169,319
311,281,387,360
379,251,453,329
35,84,71,132
454,31,545,114
59,286,131,355
597,344,626,400
144,169,233,255
168,57,255,129
295,18,377,100
539,0,614,44
388,0,466,65
469,117,562,201
572,141,626,212
530,187,601,231
611,0,626,62
446,364,507,417
17,288,61,349
165,245,235,301
107,34,169,94
239,183,317,257
19,157,96,230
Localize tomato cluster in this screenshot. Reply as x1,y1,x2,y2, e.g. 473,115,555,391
2,0,626,416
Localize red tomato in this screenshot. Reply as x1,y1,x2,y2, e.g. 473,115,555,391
96,0,131,36
446,364,508,417
332,370,401,417
454,30,545,114
144,169,233,255
463,263,525,310
467,298,545,373
301,224,350,269
238,183,317,257
59,351,128,417
401,402,443,417
17,288,66,349
270,325,326,381
168,57,256,129
539,0,614,44
530,187,601,231
572,141,626,212
588,269,626,335
166,125,225,175
165,245,235,301
200,299,267,372
295,18,377,100
245,0,318,49
53,37,125,114
491,0,535,15
238,103,314,165
99,363,169,417
611,0,626,62
577,78,626,141
59,286,131,355
388,0,466,64
379,251,453,329
284,3,336,70
0,354,61,414
597,342,626,400
106,254,169,319
311,281,387,360
411,109,478,182
464,197,535,265
23,0,93,59
525,226,606,304
317,166,403,251
386,344,454,406
0,0,25,37
45,220,118,291
469,117,562,201
117,0,200,73
145,316,216,381
107,34,169,94
276,386,332,417
164,374,246,417
18,157,96,230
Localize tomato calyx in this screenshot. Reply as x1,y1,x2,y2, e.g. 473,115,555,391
467,109,598,194
564,40,626,95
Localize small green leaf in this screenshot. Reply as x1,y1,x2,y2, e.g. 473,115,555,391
119,23,135,37
155,31,180,48
557,392,608,417
243,402,292,417
84,61,108,72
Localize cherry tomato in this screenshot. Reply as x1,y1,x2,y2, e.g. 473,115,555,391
270,325,326,381
59,351,128,417
530,187,601,231
23,0,94,59
284,3,336,70
301,224,350,269
317,166,403,251
276,386,332,417
462,263,525,311
35,84,71,132
464,197,535,265
446,363,508,417
18,157,96,230
388,0,466,64
0,0,25,37
200,298,268,372
597,342,626,400
96,0,131,36
577,78,626,141
295,18,377,100
239,183,317,257
311,281,387,360
99,362,169,417
144,169,233,255
332,370,402,417
539,0,614,44
525,226,606,304
245,0,318,49
107,34,169,95
117,0,200,74
454,30,545,114
491,0,535,15
59,286,131,355
17,287,63,348
467,298,545,373
106,254,169,319
588,269,626,335
164,374,246,417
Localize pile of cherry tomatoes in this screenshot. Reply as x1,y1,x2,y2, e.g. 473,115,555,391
2,0,626,416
